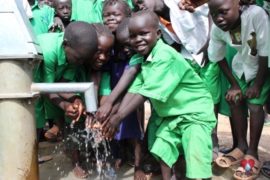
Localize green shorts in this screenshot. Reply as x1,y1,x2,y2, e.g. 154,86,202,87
148,112,214,179
187,60,221,104
233,74,270,105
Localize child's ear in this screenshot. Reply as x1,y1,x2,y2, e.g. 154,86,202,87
156,28,162,38
62,39,69,47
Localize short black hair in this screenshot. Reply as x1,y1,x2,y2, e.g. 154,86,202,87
103,0,132,17
131,10,159,29
92,23,115,40
64,21,98,58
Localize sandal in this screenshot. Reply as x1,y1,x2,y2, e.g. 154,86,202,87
233,155,261,180
261,161,270,178
215,148,244,168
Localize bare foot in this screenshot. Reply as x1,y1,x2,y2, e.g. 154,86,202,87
44,125,61,142
135,169,151,180
115,158,122,170
73,164,88,179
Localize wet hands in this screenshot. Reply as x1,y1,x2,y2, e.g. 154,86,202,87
101,114,121,140
96,102,113,123
85,114,102,129
64,98,85,125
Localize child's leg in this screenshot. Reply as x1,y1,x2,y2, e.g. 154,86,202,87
160,160,172,180
247,104,264,158
173,156,186,180
212,104,219,160
133,139,148,180
228,101,248,152
72,150,88,178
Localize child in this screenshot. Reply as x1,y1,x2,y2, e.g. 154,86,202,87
102,18,146,179
102,0,132,33
35,21,98,178
28,0,55,35
38,0,55,7
102,10,216,180
132,0,221,163
66,23,115,179
208,0,270,179
49,0,72,32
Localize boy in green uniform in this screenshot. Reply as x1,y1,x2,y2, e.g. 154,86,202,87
35,21,98,135
28,0,55,35
101,10,216,180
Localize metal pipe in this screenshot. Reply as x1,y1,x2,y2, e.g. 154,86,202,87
31,83,97,113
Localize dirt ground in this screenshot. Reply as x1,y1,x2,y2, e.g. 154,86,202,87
39,102,270,179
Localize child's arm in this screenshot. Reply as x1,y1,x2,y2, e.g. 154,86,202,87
246,56,268,99
101,92,146,139
218,59,243,103
96,64,140,122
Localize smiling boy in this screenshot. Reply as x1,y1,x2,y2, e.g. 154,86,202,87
101,10,216,180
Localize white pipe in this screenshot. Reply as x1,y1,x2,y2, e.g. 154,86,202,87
31,83,97,113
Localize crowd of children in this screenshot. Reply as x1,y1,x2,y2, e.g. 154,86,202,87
21,0,270,179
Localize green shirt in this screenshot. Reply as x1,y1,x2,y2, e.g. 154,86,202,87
36,33,76,83
30,2,54,35
71,0,134,23
128,40,216,121
71,0,103,23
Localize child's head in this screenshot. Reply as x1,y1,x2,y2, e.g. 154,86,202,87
63,21,98,65
38,0,54,7
128,10,161,56
132,0,156,11
90,23,115,70
102,0,131,33
116,18,134,59
54,0,72,22
208,0,241,31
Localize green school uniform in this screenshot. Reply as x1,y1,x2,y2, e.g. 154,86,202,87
36,33,77,125
128,40,216,179
30,2,54,35
71,0,103,23
71,0,134,24
218,45,237,116
187,60,221,105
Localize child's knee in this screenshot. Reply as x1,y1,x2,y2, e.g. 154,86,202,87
248,104,263,114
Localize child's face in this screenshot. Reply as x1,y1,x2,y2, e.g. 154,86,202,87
117,30,133,59
132,0,156,11
209,0,240,31
64,45,89,65
55,0,71,21
129,16,160,56
38,0,54,7
91,35,114,70
103,3,127,33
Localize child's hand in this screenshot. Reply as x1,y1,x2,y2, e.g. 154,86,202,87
246,84,261,99
49,17,65,32
64,102,78,119
226,86,243,103
65,99,85,125
178,0,195,12
101,114,121,140
96,102,113,123
85,114,94,129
